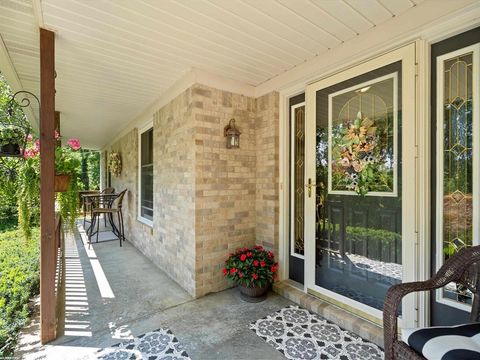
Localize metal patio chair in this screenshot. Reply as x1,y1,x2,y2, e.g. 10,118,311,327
90,189,127,247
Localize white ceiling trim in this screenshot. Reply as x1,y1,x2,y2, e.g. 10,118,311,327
0,33,38,131
1,0,478,149
103,67,255,150
255,0,480,97
32,0,45,29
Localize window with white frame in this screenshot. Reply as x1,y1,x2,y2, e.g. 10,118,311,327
139,127,153,223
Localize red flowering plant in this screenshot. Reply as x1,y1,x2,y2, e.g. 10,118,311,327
223,245,278,288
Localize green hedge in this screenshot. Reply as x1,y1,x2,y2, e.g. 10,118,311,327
0,228,39,356
347,226,401,263
319,223,401,263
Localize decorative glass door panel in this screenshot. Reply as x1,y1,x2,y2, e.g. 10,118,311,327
305,45,416,324
314,62,402,312
292,103,306,257
289,94,306,284
435,43,479,314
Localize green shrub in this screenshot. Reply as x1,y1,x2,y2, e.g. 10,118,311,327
0,228,39,356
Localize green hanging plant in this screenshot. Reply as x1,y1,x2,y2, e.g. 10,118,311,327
0,126,26,147
18,133,82,237
17,153,40,240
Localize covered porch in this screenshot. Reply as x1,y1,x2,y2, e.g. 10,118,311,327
16,221,292,359
1,0,480,359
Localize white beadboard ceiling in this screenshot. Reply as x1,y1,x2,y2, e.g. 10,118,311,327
0,0,438,148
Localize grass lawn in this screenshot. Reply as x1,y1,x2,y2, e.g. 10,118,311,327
0,227,39,357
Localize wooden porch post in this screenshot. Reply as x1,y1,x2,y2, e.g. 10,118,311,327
39,28,56,344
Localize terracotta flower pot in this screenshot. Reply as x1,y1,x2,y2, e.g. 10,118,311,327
55,174,71,192
0,143,21,157
238,284,270,303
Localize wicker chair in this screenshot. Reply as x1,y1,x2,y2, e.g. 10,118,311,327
383,245,480,360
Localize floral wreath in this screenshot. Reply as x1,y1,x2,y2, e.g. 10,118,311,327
108,152,122,177
332,111,390,196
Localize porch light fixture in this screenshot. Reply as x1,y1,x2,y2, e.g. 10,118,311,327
224,118,241,149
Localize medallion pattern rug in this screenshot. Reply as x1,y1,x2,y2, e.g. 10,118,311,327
96,328,191,360
250,305,384,360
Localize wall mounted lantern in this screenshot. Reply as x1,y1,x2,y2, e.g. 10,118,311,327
224,118,241,149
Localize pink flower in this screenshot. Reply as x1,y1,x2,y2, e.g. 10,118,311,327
54,130,60,139
34,140,40,151
23,147,39,159
67,138,81,150
23,149,33,159
26,134,33,142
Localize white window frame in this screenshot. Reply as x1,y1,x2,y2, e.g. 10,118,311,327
137,122,154,227
327,72,399,197
435,43,480,312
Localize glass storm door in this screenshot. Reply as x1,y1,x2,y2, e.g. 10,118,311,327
431,29,480,326
305,45,417,326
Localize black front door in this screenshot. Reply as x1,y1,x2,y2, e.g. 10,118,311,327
431,27,480,326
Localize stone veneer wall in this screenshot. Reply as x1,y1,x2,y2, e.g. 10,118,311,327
106,84,279,298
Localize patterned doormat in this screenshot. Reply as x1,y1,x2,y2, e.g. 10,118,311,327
250,306,384,360
96,328,191,360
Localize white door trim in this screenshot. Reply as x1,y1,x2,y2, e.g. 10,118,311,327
305,43,417,327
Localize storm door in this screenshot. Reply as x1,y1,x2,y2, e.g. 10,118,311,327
305,44,417,326
431,28,480,326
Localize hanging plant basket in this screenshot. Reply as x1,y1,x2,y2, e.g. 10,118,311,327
55,174,71,192
0,125,27,158
0,143,21,157
0,91,35,159
108,152,122,177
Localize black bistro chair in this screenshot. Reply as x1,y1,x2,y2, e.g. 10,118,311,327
89,189,127,247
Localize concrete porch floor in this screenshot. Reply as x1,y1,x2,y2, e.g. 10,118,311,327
16,222,292,359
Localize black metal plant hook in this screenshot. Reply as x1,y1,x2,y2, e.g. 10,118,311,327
0,90,38,167
8,90,40,114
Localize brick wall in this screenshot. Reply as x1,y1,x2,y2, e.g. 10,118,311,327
192,84,257,297
255,92,280,253
153,89,196,295
109,129,148,246
106,84,279,298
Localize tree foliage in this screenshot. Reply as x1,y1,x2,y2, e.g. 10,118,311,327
0,73,100,237
0,228,39,356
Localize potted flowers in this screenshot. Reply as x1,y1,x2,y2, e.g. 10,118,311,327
21,133,82,231
223,245,278,302
54,137,81,192
0,125,27,157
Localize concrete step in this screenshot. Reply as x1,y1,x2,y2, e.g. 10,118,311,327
273,280,384,348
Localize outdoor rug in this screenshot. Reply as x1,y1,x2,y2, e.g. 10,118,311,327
250,305,384,360
96,328,191,360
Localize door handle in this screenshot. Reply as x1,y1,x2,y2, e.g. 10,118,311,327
306,178,316,198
